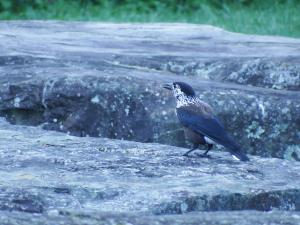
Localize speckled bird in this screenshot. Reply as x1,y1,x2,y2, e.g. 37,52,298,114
164,82,249,161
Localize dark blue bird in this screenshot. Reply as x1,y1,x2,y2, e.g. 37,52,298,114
164,82,249,161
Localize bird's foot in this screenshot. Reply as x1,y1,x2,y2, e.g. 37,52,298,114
195,153,212,158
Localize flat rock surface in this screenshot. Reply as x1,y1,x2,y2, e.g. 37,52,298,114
0,119,300,218
1,21,300,224
1,210,300,225
0,21,300,90
0,22,299,160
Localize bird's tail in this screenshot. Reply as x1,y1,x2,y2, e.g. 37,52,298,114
219,134,250,161
229,148,249,161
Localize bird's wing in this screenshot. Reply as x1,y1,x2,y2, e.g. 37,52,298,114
176,107,236,149
176,106,249,161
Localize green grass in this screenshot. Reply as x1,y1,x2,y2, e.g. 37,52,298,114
0,0,300,38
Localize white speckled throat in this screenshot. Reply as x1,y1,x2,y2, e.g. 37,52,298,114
173,85,195,108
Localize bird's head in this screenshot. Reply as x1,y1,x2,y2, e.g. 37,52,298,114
163,82,196,99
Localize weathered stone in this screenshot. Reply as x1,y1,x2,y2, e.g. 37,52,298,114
0,22,299,160
0,119,300,215
0,58,299,159
161,57,300,91
1,21,300,224
0,21,300,91
1,210,300,225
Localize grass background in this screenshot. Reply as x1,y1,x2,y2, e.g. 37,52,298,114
0,0,299,37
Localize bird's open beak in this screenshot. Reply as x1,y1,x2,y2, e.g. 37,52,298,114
163,83,173,90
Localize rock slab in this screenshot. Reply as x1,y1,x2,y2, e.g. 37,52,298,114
0,21,299,160
1,211,300,225
0,119,300,219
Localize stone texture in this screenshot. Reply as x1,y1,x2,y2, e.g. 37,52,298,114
1,21,300,225
0,119,300,223
0,21,300,91
0,21,299,161
1,21,300,224
162,57,300,91
1,210,300,225
0,57,299,160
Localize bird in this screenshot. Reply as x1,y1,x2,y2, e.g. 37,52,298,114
163,81,249,161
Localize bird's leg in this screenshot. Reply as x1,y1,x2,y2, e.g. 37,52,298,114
203,144,213,155
196,144,213,158
183,144,199,157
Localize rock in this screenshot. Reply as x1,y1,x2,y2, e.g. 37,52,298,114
163,58,300,91
0,119,300,216
1,210,300,225
1,21,300,224
1,21,300,91
0,21,299,160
